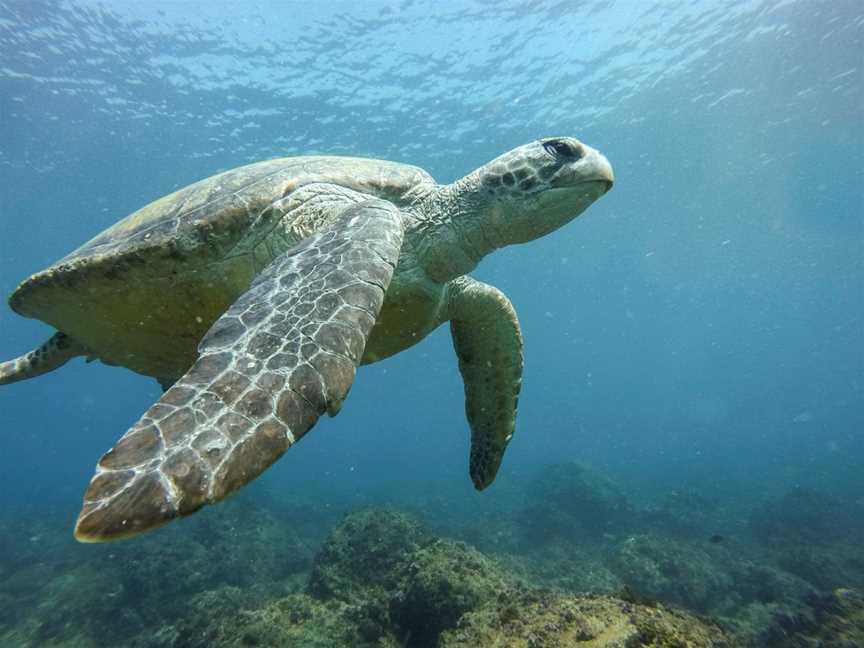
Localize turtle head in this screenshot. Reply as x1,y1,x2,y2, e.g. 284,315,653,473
416,137,613,282
472,137,614,245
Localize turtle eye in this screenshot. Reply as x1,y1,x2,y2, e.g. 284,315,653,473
543,139,583,160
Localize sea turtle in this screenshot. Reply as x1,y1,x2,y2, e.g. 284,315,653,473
0,138,613,542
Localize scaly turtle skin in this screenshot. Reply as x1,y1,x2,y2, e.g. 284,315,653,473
0,138,613,542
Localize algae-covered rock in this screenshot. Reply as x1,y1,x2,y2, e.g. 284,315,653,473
158,585,254,648
150,520,741,648
0,590,15,627
727,561,815,611
39,564,148,646
749,489,864,546
439,588,734,647
203,592,400,648
519,462,633,546
745,489,864,594
186,499,319,585
498,543,623,595
606,534,734,612
0,496,327,648
149,586,401,648
770,540,864,591
640,490,727,539
604,531,820,642
762,587,864,648
390,539,511,647
308,508,431,602
6,497,850,648
307,509,509,646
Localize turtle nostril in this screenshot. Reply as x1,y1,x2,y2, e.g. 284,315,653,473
603,179,613,193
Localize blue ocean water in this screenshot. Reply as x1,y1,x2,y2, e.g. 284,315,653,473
0,1,861,645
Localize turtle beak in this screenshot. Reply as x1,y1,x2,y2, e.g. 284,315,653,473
584,150,614,194
598,154,614,193
552,148,614,194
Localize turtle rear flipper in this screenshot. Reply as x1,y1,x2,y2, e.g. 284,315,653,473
74,198,405,542
0,332,87,386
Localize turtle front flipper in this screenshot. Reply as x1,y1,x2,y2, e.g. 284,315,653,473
74,199,405,542
447,276,523,490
